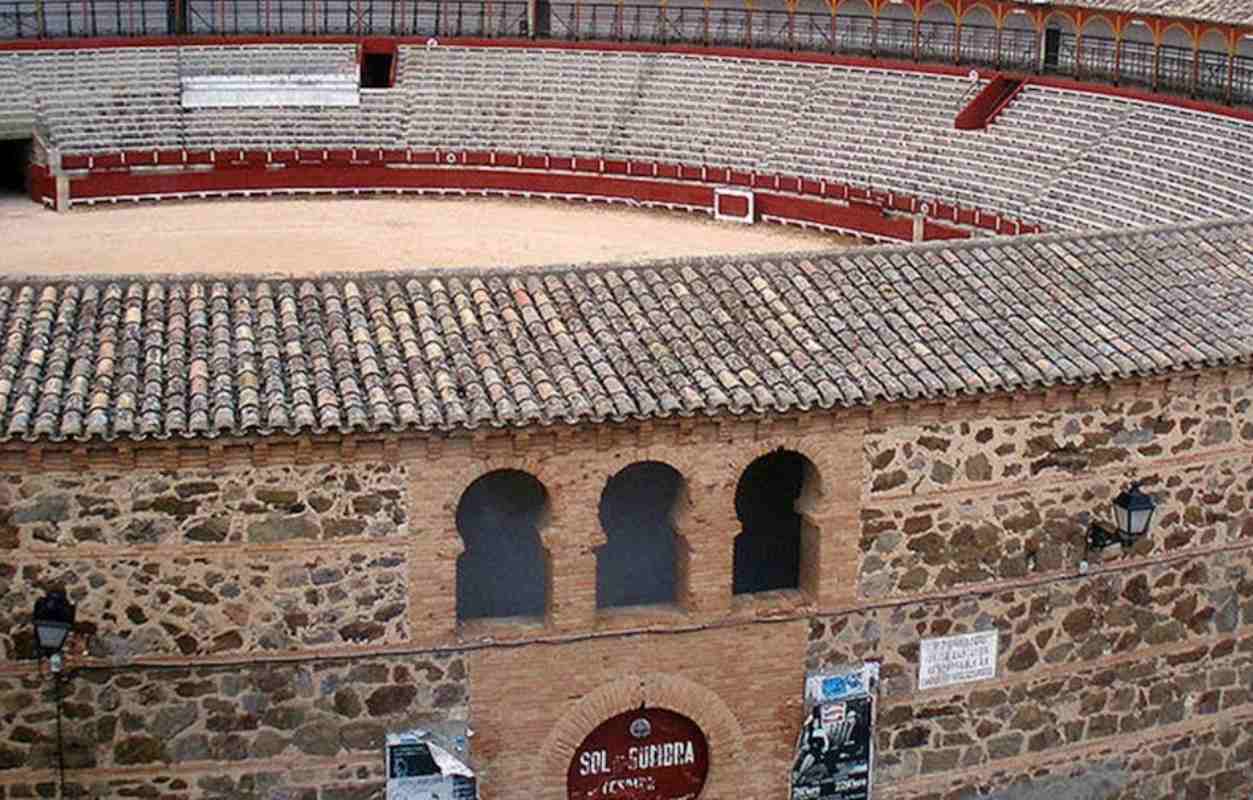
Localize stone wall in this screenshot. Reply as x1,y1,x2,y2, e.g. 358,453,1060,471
886,714,1253,800
861,385,1253,599
875,629,1252,783
0,376,1252,799
858,378,1253,798
0,653,466,780
0,463,411,663
0,460,446,799
810,546,1252,695
0,462,408,550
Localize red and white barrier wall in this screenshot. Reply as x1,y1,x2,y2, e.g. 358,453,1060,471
30,148,1042,243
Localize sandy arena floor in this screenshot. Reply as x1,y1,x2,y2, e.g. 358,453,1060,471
0,195,850,278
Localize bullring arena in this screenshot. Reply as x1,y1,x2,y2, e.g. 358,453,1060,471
1,1,1252,799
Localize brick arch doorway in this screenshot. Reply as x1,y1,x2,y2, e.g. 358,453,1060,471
536,672,746,800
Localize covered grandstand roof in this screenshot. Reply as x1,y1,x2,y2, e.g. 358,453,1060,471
1064,0,1253,26
0,217,1251,443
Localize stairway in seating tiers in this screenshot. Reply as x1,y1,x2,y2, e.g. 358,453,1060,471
1020,100,1145,228
756,69,839,179
600,52,661,161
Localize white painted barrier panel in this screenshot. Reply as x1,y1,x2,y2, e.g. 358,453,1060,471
181,73,360,108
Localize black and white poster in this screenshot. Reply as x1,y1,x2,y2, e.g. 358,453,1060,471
790,663,878,800
386,726,477,800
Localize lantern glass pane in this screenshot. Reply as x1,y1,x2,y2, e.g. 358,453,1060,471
35,622,70,652
1112,503,1130,535
1129,507,1152,536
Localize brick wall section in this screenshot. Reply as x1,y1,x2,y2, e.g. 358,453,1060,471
471,622,807,800
400,422,864,644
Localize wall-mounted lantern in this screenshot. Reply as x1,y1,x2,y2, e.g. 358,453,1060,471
32,590,77,800
33,590,76,669
1081,482,1157,572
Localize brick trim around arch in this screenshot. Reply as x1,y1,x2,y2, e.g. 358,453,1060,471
536,672,747,800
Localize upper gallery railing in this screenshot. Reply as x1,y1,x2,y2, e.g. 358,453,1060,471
0,0,1249,106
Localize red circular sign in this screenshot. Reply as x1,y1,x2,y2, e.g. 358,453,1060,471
567,708,709,800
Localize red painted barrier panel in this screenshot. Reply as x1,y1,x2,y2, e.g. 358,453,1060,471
923,220,970,240
752,173,773,189
67,165,719,211
50,147,1032,243
28,163,54,203
730,171,752,187
716,193,750,218
955,75,1024,130
778,176,802,193
121,150,156,166
755,193,911,239
410,151,438,165
61,155,90,170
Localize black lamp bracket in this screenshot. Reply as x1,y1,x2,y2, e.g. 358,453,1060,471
1087,521,1135,552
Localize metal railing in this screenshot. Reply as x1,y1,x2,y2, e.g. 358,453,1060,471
0,0,1250,106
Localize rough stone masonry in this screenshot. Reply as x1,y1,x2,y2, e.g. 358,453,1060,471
1,374,1252,799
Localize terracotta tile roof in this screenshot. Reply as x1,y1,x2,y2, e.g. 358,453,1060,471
2,217,1252,443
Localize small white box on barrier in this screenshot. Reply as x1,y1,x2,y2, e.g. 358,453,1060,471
714,186,754,224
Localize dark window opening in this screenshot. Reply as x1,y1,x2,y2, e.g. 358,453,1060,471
0,140,30,196
455,469,548,621
733,449,814,595
1043,28,1063,70
361,52,395,89
597,461,683,608
535,0,551,37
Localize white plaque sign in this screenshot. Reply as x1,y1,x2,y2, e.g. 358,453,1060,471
918,630,999,690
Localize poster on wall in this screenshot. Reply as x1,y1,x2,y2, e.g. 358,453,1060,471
386,725,477,800
790,663,879,800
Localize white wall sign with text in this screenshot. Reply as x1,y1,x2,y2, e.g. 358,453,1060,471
917,630,999,691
